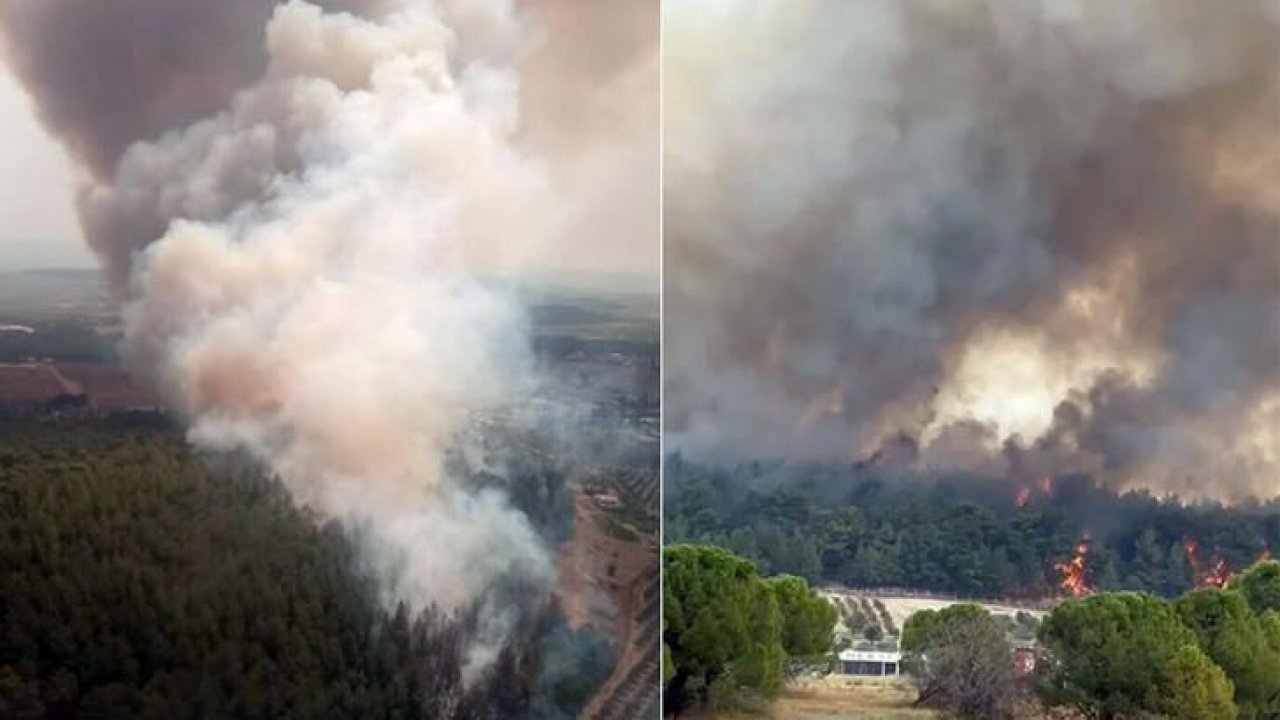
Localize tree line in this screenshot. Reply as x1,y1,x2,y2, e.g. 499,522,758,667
665,459,1280,599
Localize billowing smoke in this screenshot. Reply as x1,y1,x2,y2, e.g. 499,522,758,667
666,0,1279,500
2,0,655,676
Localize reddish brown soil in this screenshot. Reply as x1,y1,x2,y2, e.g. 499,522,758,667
554,487,659,718
0,363,79,404
57,363,160,411
0,362,160,412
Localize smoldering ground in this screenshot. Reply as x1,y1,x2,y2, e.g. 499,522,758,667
665,0,1279,501
1,0,656,708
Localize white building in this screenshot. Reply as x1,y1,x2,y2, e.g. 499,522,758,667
837,649,902,677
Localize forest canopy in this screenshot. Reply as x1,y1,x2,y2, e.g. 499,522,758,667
666,458,1280,599
0,421,611,720
1037,576,1280,720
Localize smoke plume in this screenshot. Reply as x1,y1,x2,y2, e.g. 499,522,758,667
665,0,1279,501
2,0,655,672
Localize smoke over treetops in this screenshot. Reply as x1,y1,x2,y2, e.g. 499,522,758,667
665,0,1279,501
2,0,656,678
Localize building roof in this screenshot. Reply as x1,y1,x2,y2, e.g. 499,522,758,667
838,649,902,663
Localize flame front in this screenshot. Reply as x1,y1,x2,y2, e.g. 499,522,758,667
1014,475,1054,508
1055,538,1091,597
1183,535,1237,589
1201,558,1232,588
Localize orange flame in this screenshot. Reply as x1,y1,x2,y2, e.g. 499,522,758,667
1015,486,1031,508
1055,538,1091,597
1259,542,1272,563
1183,535,1200,569
1037,475,1053,496
1202,558,1232,588
1183,535,1235,589
1015,476,1054,508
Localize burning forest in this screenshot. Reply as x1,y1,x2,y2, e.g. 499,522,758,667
665,458,1280,602
662,1,1278,718
1055,537,1091,598
665,0,1280,504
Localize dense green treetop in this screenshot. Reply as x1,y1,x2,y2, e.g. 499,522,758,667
663,545,836,714
764,575,836,658
900,603,990,658
1146,644,1237,720
662,544,783,701
1038,593,1200,717
1174,588,1280,719
1233,559,1280,613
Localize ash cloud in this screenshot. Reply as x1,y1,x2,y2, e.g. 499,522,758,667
2,0,655,675
0,0,380,178
665,0,1279,500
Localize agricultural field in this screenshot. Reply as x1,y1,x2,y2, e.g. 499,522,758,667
826,591,1046,647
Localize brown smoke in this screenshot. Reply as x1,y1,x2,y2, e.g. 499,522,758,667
665,0,1279,500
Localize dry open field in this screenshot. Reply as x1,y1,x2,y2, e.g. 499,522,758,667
695,678,1080,720
692,678,936,720
770,678,935,720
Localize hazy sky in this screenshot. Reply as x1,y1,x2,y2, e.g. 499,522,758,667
0,63,92,271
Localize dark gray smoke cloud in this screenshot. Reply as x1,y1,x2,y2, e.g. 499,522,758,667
0,0,380,177
1,0,656,287
0,0,381,284
665,0,1280,500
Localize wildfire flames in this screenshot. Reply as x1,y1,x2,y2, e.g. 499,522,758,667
1037,475,1053,496
1015,486,1031,508
1182,536,1256,589
1052,534,1271,601
1202,559,1232,588
1056,538,1091,597
1015,475,1055,508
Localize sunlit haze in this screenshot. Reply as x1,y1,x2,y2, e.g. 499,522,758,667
0,64,90,271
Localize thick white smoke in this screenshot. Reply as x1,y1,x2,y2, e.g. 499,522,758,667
121,0,553,663
2,0,656,672
666,0,1279,501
